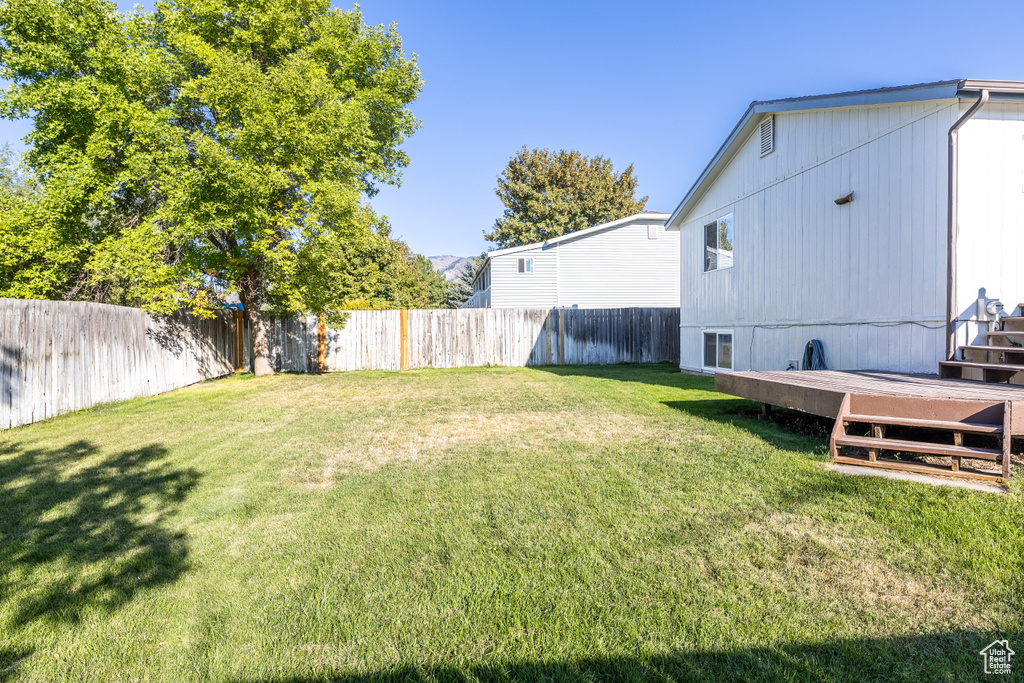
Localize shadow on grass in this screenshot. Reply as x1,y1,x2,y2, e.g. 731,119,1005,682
534,363,826,455
661,399,827,457
230,630,1003,682
0,440,199,625
534,362,705,391
0,646,33,682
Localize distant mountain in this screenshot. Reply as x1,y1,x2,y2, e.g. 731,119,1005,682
429,255,474,282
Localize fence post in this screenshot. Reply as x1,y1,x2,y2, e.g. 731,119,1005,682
545,309,553,365
317,317,327,374
558,308,565,365
400,309,409,370
234,309,244,372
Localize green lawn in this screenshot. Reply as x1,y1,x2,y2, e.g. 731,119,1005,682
1,364,1021,682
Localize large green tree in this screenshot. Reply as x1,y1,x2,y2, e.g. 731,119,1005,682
484,146,648,249
0,0,422,374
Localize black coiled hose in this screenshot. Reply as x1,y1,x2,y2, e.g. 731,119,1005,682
802,339,828,370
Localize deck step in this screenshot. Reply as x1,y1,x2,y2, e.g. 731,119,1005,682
939,359,1024,382
834,434,1002,461
832,455,1005,483
843,413,1003,433
984,331,1024,342
959,344,1024,353
939,360,1024,372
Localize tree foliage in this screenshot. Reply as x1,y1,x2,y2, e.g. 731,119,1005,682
446,253,484,309
291,211,447,319
484,146,648,249
0,0,423,373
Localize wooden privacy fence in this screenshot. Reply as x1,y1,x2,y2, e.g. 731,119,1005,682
251,307,680,372
1,298,235,430
2,301,678,429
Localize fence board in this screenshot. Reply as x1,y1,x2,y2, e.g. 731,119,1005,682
4,302,679,429
1,299,235,430
249,308,678,373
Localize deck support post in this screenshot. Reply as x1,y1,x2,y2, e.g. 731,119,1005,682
868,423,883,461
952,430,962,472
1002,401,1013,481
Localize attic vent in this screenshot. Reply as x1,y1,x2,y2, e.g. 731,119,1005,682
759,116,774,157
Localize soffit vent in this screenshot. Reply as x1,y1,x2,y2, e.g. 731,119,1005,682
759,116,774,157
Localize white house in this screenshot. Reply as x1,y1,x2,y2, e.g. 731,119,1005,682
666,79,1024,375
463,212,678,309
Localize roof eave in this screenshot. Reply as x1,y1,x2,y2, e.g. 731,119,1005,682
486,212,670,258
666,79,978,229
468,211,669,288
959,79,1024,94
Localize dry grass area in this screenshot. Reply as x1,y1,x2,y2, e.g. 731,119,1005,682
0,364,1021,682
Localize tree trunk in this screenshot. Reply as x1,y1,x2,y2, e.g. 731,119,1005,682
238,286,274,376
248,306,275,376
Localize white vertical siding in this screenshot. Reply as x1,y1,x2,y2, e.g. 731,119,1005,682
955,101,1024,348
678,99,958,374
484,218,679,309
490,247,558,308
557,221,679,307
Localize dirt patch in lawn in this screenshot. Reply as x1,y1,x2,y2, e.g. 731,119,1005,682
293,410,658,486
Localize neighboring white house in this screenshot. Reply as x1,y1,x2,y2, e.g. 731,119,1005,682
666,79,1024,375
463,212,678,309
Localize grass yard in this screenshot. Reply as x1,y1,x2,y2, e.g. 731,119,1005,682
1,364,1021,682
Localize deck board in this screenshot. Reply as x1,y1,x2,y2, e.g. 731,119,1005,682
715,370,1024,435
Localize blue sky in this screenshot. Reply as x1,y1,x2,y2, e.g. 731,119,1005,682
4,0,1024,257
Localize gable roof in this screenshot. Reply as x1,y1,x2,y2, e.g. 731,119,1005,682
471,211,669,287
666,79,1024,228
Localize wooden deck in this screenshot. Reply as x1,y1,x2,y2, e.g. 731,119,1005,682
715,370,1024,435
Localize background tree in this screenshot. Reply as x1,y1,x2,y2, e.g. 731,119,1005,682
0,0,422,374
291,210,447,314
0,144,33,197
484,146,648,249
446,253,485,308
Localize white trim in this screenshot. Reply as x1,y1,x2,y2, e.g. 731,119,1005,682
679,316,945,328
702,213,734,273
663,79,986,229
702,328,735,372
675,102,954,228
759,115,774,157
485,212,670,258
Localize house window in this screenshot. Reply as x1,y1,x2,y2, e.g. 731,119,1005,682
703,331,733,370
648,225,659,240
704,214,733,272
518,257,533,274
